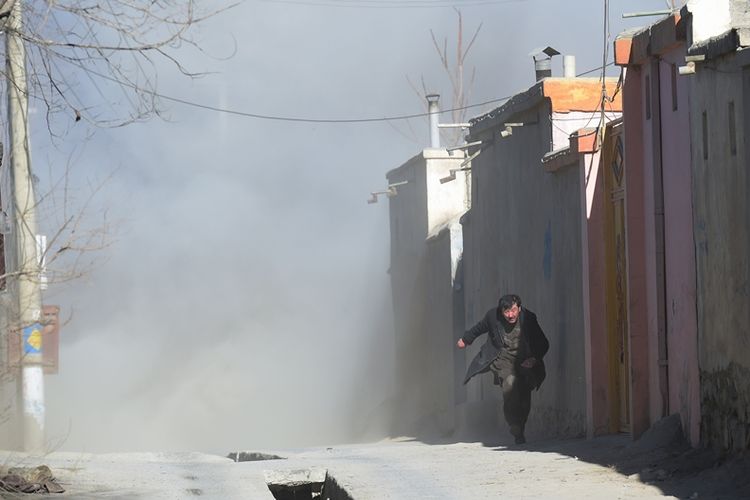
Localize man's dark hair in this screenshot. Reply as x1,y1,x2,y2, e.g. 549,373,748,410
498,294,522,311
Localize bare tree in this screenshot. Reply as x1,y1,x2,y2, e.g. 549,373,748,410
0,0,234,315
0,0,233,287
406,9,482,147
0,0,233,450
0,0,233,131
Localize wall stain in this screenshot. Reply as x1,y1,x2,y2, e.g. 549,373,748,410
700,362,750,451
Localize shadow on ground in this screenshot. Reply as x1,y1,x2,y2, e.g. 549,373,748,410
508,434,749,500
406,414,750,499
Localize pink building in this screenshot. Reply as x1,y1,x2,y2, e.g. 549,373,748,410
610,14,700,446
544,13,701,446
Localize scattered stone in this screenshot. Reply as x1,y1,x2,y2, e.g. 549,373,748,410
227,451,285,462
0,465,64,494
8,465,54,483
44,480,65,494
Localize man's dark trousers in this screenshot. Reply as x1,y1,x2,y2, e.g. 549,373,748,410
501,373,532,439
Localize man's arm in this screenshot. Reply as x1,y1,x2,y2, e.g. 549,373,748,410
457,314,490,348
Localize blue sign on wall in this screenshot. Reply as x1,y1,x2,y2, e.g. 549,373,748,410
23,323,43,354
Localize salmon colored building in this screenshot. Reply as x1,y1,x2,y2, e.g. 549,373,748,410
543,119,634,441
541,14,701,446
611,13,700,446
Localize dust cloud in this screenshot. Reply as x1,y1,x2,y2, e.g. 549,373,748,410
22,0,662,453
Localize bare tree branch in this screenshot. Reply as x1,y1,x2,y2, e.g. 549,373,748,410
413,10,481,146
1,0,235,129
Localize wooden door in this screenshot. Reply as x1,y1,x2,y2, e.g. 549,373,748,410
604,130,631,433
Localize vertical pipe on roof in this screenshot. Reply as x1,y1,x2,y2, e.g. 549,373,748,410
564,55,577,78
426,94,440,148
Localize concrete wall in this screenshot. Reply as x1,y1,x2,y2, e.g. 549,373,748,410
550,112,608,151
687,0,750,45
657,48,701,446
688,0,732,43
615,14,703,443
639,57,676,437
619,64,653,441
422,225,464,436
578,131,612,438
386,150,468,434
462,98,588,439
689,49,750,450
424,150,470,237
387,154,427,433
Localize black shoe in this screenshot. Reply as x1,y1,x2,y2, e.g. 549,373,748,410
514,435,526,445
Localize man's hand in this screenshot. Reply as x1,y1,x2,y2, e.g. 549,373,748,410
521,357,537,369
456,338,466,349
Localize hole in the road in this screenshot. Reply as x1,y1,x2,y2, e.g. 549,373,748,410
227,451,285,462
263,469,354,500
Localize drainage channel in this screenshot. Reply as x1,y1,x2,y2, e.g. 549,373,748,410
228,451,354,500
263,469,354,500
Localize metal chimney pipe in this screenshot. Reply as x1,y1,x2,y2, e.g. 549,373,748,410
563,55,576,78
530,47,560,82
426,94,440,148
534,59,552,81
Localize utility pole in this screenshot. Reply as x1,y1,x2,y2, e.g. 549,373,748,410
5,0,45,452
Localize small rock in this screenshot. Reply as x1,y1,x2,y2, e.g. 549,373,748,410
8,465,54,483
263,468,327,488
45,480,66,494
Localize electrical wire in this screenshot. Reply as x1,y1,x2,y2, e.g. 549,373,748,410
260,0,529,9
59,59,614,124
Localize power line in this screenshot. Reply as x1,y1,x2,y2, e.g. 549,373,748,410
260,0,529,9
57,60,615,124
579,61,613,77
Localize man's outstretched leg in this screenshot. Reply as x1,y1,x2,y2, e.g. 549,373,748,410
516,378,532,442
502,374,528,444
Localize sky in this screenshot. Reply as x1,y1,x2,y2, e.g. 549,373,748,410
10,0,676,453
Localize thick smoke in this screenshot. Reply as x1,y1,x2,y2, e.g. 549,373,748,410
25,0,661,452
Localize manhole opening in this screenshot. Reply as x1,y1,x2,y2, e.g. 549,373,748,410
264,469,354,500
227,451,285,462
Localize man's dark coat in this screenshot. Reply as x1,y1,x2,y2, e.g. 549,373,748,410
461,307,549,387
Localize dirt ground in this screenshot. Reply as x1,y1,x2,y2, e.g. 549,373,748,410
0,416,748,498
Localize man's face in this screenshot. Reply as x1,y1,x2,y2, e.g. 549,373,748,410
502,304,520,324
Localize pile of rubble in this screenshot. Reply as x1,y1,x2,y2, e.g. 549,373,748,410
0,465,65,494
